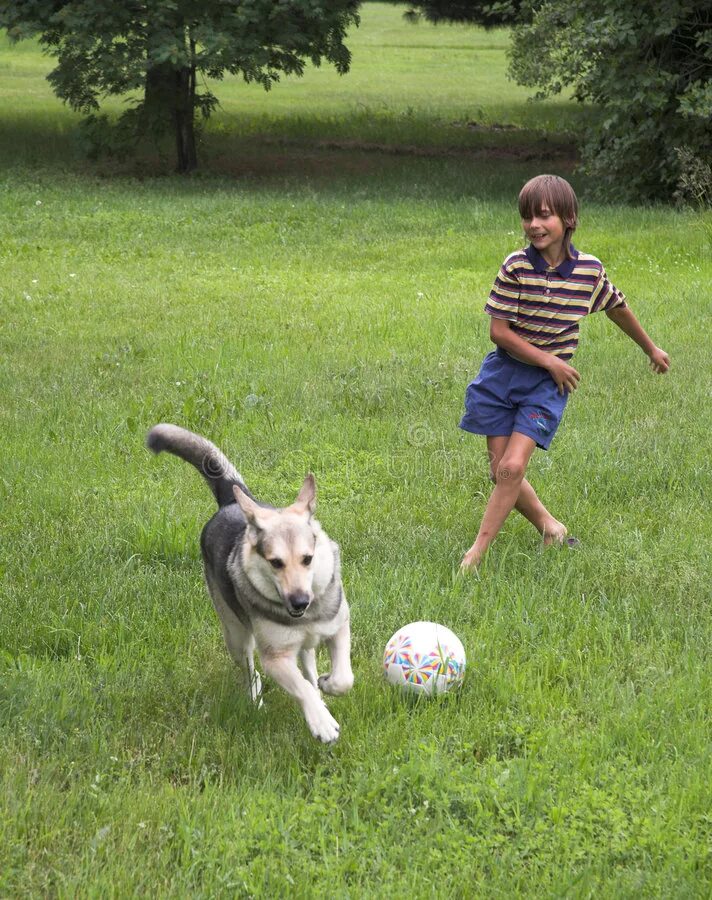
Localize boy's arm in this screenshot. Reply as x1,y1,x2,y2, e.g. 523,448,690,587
489,317,581,395
605,306,670,373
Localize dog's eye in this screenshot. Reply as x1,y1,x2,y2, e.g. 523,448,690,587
268,558,284,570
302,555,313,567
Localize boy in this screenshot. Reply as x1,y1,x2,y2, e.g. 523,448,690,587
459,174,670,569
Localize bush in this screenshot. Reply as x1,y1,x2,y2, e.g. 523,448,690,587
508,0,712,202
674,147,712,209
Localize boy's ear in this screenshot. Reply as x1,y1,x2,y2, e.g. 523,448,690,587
292,473,316,516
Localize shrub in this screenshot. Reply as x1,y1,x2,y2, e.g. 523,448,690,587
508,0,712,202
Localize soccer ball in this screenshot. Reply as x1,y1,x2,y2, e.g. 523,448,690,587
383,621,466,696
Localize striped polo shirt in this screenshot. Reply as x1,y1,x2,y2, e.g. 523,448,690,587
484,244,627,360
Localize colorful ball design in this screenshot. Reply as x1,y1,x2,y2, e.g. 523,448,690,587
383,621,466,696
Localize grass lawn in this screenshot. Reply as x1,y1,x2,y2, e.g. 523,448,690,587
1,3,711,896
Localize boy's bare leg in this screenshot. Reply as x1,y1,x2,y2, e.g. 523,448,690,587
461,433,564,569
485,435,567,546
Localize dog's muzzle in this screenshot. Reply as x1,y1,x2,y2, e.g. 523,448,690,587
286,591,311,618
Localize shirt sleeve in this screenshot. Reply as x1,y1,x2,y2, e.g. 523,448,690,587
590,268,627,314
484,260,519,321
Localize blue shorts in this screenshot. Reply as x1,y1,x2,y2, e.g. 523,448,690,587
459,348,568,450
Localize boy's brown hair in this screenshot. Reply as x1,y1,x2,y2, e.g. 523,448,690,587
518,174,579,260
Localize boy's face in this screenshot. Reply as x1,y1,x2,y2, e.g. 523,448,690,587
521,206,566,259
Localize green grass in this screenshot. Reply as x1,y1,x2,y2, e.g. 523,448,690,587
1,4,711,896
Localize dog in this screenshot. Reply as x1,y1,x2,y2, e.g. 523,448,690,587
146,423,353,743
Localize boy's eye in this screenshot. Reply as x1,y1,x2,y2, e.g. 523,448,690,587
268,558,284,570
302,555,313,567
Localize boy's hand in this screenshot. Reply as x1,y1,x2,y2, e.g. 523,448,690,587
648,347,670,374
547,357,581,395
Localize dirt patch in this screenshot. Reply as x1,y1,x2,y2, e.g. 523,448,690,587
313,137,577,162
453,120,523,132
91,135,578,181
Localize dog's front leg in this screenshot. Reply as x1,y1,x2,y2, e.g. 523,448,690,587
318,619,354,696
299,647,319,689
207,579,263,705
260,652,340,744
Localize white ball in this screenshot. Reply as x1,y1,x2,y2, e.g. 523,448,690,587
383,621,466,696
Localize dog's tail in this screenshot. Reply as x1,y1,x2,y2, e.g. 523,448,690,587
147,423,253,508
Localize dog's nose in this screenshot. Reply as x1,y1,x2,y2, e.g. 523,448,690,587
287,591,311,615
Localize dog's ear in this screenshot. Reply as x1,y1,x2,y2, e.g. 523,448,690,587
292,473,316,516
233,483,272,532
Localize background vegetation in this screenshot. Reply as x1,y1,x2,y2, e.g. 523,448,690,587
509,0,712,202
404,0,712,202
7,0,709,200
1,4,711,895
1,0,361,172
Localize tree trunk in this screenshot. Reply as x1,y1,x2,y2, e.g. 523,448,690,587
174,64,197,174
144,60,197,173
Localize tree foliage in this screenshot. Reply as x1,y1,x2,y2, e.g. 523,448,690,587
1,0,360,172
509,0,712,202
404,1,527,28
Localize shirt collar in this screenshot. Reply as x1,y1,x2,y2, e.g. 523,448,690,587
525,243,578,278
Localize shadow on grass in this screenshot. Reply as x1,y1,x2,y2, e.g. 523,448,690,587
0,109,579,201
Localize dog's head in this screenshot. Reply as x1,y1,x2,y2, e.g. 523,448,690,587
234,474,321,619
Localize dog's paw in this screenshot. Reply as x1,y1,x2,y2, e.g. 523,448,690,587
306,702,341,744
318,672,354,696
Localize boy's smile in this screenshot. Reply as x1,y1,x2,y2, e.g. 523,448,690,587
522,208,566,265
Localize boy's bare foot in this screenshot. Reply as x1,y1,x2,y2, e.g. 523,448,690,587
460,545,484,570
542,519,568,547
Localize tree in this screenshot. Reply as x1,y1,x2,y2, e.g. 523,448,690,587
1,0,360,172
404,0,711,202
508,0,712,202
404,0,527,28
